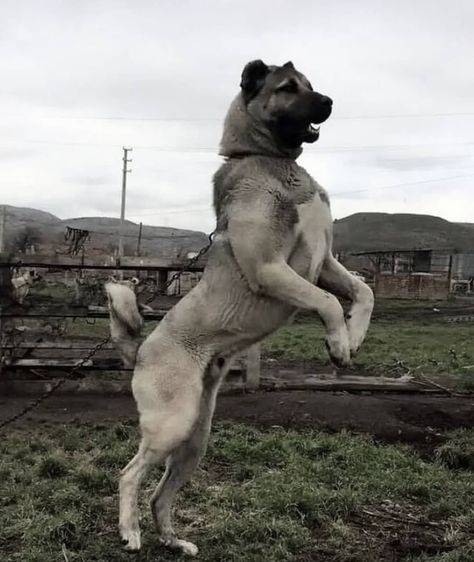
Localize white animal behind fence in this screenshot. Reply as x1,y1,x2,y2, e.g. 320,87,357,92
11,269,41,304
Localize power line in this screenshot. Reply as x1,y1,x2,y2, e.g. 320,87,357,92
2,111,474,121
4,170,474,214
332,172,474,197
332,112,474,120
132,172,474,215
1,139,473,153
130,206,210,217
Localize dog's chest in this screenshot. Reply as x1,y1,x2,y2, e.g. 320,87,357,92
287,190,331,280
294,192,329,248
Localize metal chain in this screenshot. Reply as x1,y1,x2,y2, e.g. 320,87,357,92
0,232,215,428
0,334,111,430
145,231,215,303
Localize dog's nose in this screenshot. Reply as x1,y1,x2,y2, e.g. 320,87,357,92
321,95,333,107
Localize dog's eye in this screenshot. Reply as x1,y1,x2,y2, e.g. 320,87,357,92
278,80,298,93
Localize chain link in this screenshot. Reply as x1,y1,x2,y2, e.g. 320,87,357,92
0,334,111,430
145,231,215,303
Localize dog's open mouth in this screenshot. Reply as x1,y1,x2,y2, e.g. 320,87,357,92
303,123,321,143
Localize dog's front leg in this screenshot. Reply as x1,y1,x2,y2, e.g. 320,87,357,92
256,261,350,366
227,197,350,366
318,255,374,355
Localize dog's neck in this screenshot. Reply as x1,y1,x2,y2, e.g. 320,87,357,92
219,95,303,160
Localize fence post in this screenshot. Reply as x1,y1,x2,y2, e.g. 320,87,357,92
245,344,261,389
158,270,169,294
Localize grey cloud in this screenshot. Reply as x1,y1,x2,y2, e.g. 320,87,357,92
0,147,36,160
64,174,114,186
372,153,474,172
1,0,473,229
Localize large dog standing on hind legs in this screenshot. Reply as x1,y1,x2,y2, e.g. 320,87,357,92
105,60,374,556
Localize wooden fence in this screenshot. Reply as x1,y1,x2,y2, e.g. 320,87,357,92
0,254,261,395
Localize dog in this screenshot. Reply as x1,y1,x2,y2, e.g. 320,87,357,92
11,268,41,304
106,60,374,556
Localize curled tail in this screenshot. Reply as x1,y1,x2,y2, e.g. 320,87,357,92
105,281,143,368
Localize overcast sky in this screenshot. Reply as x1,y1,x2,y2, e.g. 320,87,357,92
1,0,473,233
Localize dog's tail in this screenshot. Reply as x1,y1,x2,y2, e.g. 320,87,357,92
104,281,143,368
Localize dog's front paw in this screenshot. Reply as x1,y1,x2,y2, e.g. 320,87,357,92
346,310,372,356
345,288,374,356
325,330,351,368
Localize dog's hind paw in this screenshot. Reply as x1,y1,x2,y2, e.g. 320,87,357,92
161,536,198,557
120,529,141,552
175,539,198,557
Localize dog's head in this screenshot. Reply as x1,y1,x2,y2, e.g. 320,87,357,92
23,269,41,284
220,60,332,158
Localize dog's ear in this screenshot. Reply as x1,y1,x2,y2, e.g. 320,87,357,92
283,61,295,69
240,60,269,103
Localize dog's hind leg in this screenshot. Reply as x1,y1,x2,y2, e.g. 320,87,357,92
119,441,159,551
318,254,374,355
150,357,230,557
119,355,205,552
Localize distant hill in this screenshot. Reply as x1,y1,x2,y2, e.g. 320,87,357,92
1,205,208,258
333,213,474,254
64,216,208,258
2,205,473,258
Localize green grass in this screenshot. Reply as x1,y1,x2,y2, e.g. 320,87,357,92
435,429,474,470
262,319,474,391
24,290,474,390
1,422,473,561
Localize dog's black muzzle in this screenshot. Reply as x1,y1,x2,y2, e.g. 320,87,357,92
276,92,333,146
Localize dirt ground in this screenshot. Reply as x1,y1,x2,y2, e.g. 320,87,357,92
2,390,473,451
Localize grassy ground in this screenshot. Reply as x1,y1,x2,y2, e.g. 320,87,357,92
0,422,473,562
20,294,474,391
60,298,474,388
262,316,474,391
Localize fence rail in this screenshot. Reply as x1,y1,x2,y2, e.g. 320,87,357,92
0,255,261,395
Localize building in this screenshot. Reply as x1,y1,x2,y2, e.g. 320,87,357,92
345,249,474,299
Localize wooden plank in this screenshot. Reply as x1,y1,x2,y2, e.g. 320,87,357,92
121,256,206,270
4,354,251,376
0,305,168,320
6,359,94,368
4,358,130,370
1,376,442,397
1,254,206,272
1,378,248,396
2,341,116,350
260,373,427,392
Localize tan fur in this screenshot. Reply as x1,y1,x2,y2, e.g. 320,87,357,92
111,61,374,556
105,281,143,368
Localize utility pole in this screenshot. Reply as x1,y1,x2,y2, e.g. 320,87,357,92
136,222,143,256
0,205,6,253
118,147,132,260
